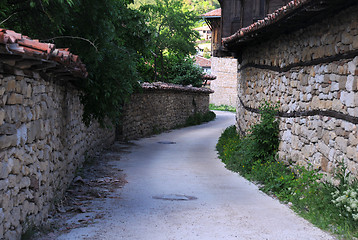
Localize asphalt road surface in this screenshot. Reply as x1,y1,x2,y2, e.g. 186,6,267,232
57,111,335,240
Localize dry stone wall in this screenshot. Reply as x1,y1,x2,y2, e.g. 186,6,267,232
210,57,238,107
121,83,212,140
237,6,358,174
0,70,114,239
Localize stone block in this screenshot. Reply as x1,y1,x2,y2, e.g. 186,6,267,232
27,120,42,143
0,208,4,223
349,133,358,145
339,76,347,90
342,121,355,131
331,82,339,91
19,177,30,189
340,91,356,107
4,230,16,240
346,75,357,91
332,99,343,111
0,134,17,150
341,31,353,44
5,79,16,92
321,156,329,172
347,146,356,159
336,136,348,153
353,36,358,49
318,141,330,156
0,87,5,96
348,61,356,75
0,109,4,126
0,179,8,191
1,191,11,210
16,124,27,146
32,85,46,95
7,93,23,105
10,158,21,175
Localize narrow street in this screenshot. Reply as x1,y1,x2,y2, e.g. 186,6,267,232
56,111,335,240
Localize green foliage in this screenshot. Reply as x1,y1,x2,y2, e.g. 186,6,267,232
216,103,358,238
1,0,150,126
248,101,280,161
185,111,216,126
137,0,200,85
167,58,203,87
209,104,236,112
183,0,220,16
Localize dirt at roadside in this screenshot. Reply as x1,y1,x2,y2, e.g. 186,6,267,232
25,142,129,240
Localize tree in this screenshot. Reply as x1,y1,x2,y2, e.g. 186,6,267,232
1,0,150,126
138,0,200,84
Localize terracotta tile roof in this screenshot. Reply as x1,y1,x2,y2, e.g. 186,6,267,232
141,82,214,93
0,28,87,79
223,0,358,48
223,0,309,45
195,55,211,68
202,8,221,18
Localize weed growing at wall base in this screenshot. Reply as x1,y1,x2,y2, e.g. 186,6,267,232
209,104,236,112
185,111,216,126
216,102,358,239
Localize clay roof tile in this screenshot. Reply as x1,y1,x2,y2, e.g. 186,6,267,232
0,28,87,79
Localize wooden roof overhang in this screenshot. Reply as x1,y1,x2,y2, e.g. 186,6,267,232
223,0,358,55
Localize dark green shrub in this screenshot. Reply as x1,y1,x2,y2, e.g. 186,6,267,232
185,111,216,126
216,102,358,238
248,101,279,161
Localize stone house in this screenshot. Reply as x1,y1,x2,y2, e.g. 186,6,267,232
202,8,237,107
194,25,212,41
195,55,212,74
202,8,221,57
220,0,358,174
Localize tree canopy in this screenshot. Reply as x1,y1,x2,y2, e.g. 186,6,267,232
0,0,209,125
138,0,203,86
1,0,150,126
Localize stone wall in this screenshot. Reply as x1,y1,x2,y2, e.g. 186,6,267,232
210,57,238,107
120,82,212,140
0,70,114,239
236,6,358,174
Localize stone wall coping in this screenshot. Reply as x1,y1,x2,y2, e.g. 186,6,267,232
141,82,214,94
0,28,87,80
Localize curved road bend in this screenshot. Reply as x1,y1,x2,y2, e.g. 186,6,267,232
58,111,335,240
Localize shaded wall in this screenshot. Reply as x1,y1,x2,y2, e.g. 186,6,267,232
121,83,212,140
236,6,358,174
0,70,114,239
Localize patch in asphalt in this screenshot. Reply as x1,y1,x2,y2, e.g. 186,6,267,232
152,194,197,201
157,141,176,144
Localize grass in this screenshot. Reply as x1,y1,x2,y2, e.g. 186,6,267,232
209,104,236,112
216,102,358,239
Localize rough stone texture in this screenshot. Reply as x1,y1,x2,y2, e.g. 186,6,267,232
0,71,114,239
236,6,358,174
121,90,210,140
210,57,238,107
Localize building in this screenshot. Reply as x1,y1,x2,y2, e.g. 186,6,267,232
220,0,358,174
202,8,221,57
202,8,237,107
194,25,212,41
195,55,212,74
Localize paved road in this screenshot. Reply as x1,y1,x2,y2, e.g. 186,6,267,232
58,111,335,240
